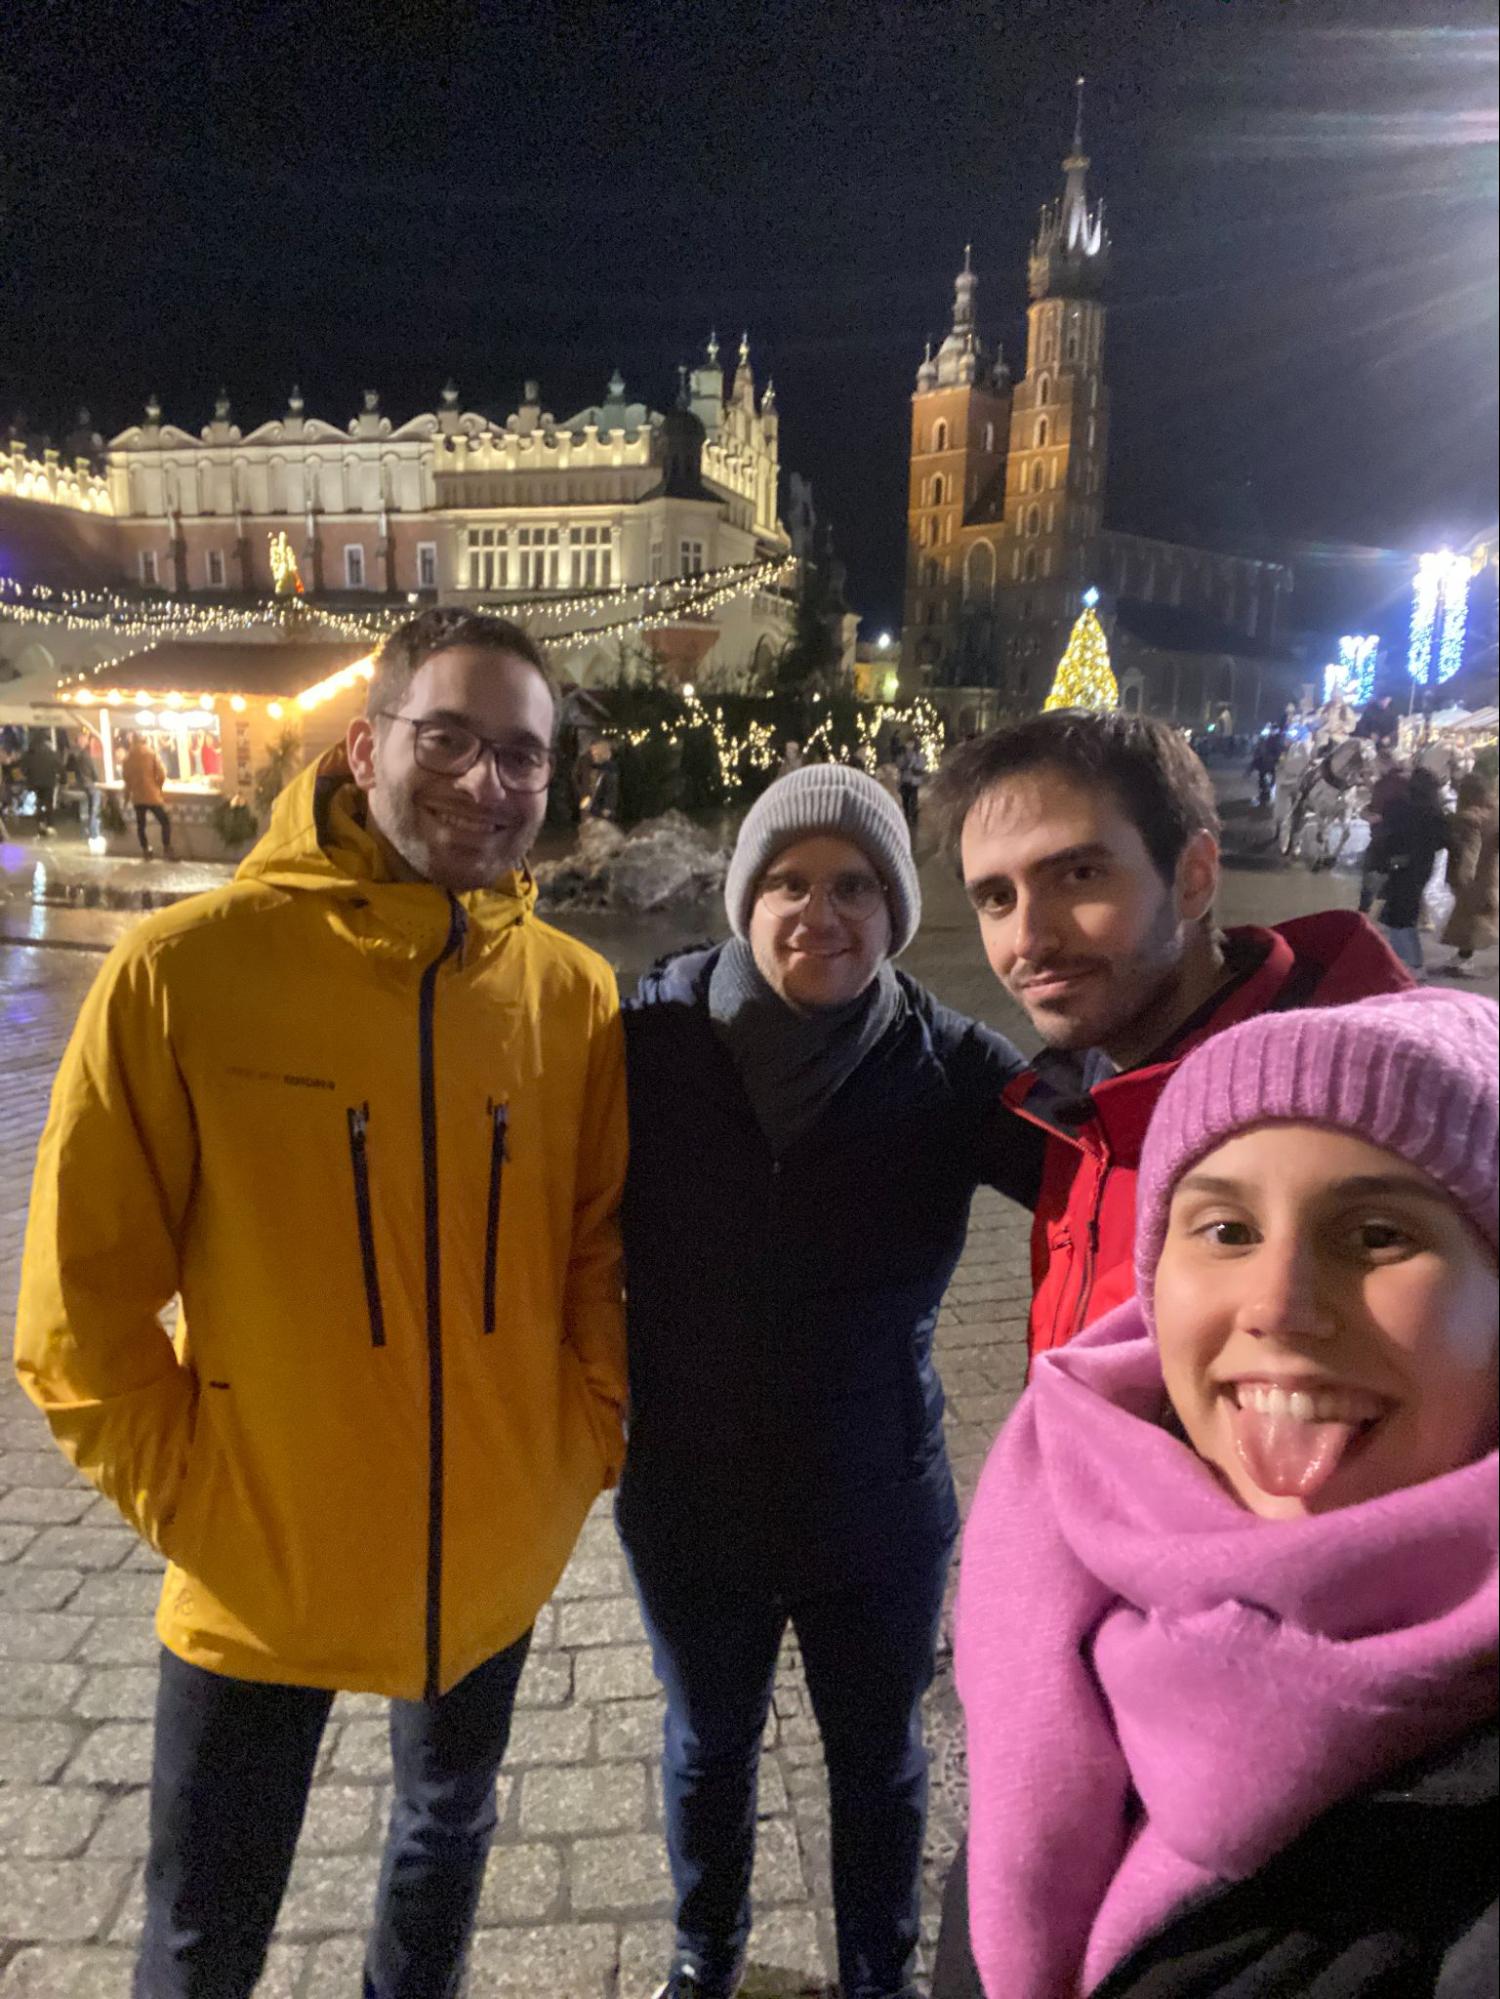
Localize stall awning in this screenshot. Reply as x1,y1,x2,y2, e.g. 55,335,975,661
56,639,374,706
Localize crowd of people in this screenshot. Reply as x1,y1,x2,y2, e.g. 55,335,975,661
12,607,1498,1999
0,723,175,855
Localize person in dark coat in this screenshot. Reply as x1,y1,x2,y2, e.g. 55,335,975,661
935,988,1498,1999
619,765,1043,1999
1371,764,1452,973
21,730,63,836
1355,691,1402,751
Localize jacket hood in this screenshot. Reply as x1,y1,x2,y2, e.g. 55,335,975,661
236,747,537,938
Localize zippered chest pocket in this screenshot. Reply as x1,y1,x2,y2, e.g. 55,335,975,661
346,1102,386,1349
483,1099,509,1337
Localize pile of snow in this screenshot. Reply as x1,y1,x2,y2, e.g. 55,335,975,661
535,812,729,913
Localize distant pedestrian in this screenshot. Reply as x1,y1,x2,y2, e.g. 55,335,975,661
1355,691,1401,752
1371,765,1451,974
1439,771,1499,979
894,731,927,835
21,730,62,836
1247,724,1284,808
120,733,173,858
579,737,622,824
1358,753,1410,915
776,737,804,778
65,732,104,850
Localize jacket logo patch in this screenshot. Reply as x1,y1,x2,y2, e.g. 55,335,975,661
226,1066,336,1092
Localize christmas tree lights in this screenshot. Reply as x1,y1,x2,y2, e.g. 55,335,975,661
1043,588,1117,712
1406,551,1472,689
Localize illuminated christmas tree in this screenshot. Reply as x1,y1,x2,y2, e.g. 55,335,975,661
1043,589,1118,712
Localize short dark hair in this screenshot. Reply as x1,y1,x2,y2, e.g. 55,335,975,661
929,709,1220,884
366,608,554,719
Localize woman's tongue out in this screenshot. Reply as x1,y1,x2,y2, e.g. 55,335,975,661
1228,1381,1382,1500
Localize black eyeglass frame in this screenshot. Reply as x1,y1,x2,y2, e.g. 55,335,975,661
376,711,557,793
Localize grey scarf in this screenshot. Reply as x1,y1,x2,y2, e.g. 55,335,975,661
707,936,904,1156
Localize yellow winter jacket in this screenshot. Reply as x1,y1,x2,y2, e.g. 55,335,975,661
16,754,627,1700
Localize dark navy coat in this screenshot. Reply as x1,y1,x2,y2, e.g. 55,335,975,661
616,945,1043,1584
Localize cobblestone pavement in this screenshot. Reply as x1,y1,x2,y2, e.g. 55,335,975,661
0,921,1031,1997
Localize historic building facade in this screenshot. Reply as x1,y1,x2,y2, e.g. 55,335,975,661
901,103,1295,728
2,339,793,708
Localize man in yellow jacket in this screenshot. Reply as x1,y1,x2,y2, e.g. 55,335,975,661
16,609,628,1999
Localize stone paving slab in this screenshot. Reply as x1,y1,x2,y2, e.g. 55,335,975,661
0,939,1030,1995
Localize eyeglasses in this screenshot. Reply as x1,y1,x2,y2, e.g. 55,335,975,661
757,869,887,922
378,713,555,793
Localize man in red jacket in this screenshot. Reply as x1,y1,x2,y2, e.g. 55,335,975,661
930,710,1413,1364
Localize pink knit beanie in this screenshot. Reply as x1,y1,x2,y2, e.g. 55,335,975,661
1135,988,1500,1319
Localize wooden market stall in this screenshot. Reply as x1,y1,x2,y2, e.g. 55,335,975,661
43,638,376,858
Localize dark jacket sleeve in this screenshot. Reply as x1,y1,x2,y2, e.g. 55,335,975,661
928,997,1045,1211
1437,1900,1499,1999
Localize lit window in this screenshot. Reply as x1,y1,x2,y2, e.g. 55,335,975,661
344,544,366,589
417,543,438,590
206,549,226,589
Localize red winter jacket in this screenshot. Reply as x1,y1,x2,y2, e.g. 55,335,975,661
1006,913,1414,1365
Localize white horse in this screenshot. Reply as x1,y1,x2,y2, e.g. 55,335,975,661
1275,735,1374,870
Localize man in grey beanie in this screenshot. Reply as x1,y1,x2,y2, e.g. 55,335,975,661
617,765,1045,1999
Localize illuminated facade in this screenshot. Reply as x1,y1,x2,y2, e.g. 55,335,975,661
901,96,1294,726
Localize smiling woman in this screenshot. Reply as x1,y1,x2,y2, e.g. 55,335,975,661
938,986,1500,1999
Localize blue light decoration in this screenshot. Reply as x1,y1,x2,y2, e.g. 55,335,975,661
1322,634,1378,706
1407,551,1472,688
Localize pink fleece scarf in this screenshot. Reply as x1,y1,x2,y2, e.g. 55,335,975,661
954,1304,1500,1999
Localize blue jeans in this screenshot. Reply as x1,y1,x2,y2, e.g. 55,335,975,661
627,1537,951,1999
134,1634,531,1999
1384,923,1423,972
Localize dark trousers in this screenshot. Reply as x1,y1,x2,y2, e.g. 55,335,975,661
930,1836,984,1999
627,1537,951,1999
134,802,172,853
135,1633,531,1999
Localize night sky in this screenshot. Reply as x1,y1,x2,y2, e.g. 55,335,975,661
6,0,1497,637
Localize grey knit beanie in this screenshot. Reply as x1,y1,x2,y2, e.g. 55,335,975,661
724,764,921,955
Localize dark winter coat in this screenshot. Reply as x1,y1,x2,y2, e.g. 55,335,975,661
1372,796,1453,931
617,944,1043,1582
21,737,62,789
932,1718,1498,1999
1009,914,1414,1364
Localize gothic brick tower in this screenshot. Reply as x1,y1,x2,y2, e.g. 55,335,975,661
901,248,1011,682
901,83,1112,703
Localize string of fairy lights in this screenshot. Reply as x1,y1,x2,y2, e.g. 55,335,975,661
0,554,795,650
605,687,949,791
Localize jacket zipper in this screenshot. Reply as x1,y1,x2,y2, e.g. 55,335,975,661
1070,1161,1109,1343
418,897,468,1701
346,1103,386,1349
483,1099,509,1336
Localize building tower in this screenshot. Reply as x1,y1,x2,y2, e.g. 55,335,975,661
999,77,1111,675
901,247,1011,681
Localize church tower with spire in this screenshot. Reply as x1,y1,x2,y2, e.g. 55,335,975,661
901,83,1111,699
903,245,1011,678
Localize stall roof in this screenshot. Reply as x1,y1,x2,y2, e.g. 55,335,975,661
58,639,375,702
0,495,127,591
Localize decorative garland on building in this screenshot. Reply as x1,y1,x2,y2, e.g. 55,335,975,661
0,555,795,647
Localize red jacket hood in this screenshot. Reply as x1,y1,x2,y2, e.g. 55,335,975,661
1012,910,1414,1362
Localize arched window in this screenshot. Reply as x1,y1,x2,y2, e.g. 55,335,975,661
1037,376,1051,407
1023,549,1040,582
1030,461,1045,494
933,419,949,452
1037,417,1050,449
931,473,946,506
1026,505,1041,537
1065,325,1079,362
